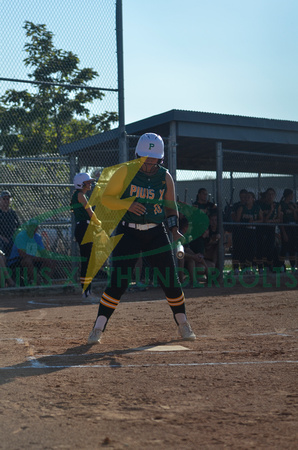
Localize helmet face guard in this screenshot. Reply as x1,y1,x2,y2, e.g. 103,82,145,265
73,173,95,189
135,133,164,159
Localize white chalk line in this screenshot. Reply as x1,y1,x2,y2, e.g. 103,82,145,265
1,329,297,342
25,299,162,307
30,348,298,359
28,300,62,307
1,335,297,370
0,337,76,341
1,360,298,370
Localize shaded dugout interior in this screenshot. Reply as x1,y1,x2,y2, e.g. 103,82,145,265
59,108,298,176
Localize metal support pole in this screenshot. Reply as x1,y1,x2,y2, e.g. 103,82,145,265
230,171,233,202
69,155,78,274
293,174,297,202
258,173,261,199
216,142,224,280
168,121,177,184
116,0,127,163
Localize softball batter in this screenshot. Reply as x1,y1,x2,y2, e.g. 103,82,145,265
88,133,196,343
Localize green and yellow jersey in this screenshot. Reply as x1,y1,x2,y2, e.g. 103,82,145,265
122,164,168,224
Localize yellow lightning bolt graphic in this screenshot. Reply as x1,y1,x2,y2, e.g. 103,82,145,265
80,158,145,292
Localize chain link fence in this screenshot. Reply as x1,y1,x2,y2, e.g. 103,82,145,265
0,1,119,155
0,1,123,289
1,143,298,289
0,155,73,286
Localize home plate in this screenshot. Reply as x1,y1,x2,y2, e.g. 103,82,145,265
143,345,190,352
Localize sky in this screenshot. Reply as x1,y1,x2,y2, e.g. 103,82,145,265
1,0,298,125
123,0,298,123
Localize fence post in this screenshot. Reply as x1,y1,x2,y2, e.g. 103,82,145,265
294,174,297,202
69,155,78,276
116,0,127,164
216,142,224,281
168,121,177,184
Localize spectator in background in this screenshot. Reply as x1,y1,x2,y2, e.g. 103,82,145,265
279,188,298,272
231,189,248,221
71,172,102,301
178,217,212,286
204,212,221,269
7,219,56,285
187,188,216,272
0,191,20,257
193,188,217,216
256,188,282,273
177,199,210,257
236,192,263,273
231,189,248,275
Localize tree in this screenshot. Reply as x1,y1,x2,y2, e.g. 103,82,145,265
0,21,118,156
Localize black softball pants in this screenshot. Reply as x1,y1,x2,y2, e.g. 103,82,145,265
97,222,186,324
75,221,93,293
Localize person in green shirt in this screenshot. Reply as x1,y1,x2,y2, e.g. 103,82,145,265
236,192,263,273
71,173,101,301
257,188,281,273
279,188,298,272
87,133,196,344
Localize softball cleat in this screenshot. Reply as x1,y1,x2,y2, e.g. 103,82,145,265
178,321,196,340
87,328,102,344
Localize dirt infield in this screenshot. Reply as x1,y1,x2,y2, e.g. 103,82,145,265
1,282,298,449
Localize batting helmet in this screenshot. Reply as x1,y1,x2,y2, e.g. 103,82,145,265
73,173,95,189
135,133,164,159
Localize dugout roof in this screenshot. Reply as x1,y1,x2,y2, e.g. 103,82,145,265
59,109,298,175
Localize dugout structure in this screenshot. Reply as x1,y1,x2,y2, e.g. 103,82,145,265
1,109,298,287
60,109,298,276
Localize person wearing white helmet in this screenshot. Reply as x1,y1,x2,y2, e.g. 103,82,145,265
71,172,101,301
87,132,196,344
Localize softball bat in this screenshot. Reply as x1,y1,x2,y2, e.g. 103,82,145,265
176,241,185,259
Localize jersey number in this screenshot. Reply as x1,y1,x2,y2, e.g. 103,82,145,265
154,204,162,215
